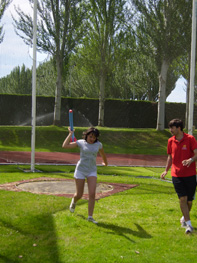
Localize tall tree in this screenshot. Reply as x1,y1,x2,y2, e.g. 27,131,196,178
68,31,137,100
36,59,57,96
0,0,11,43
13,0,86,125
83,0,129,126
0,64,32,94
131,0,192,130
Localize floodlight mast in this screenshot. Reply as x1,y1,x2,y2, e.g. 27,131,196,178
31,0,38,172
188,0,197,135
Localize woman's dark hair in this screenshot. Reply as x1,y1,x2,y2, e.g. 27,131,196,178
84,127,100,142
168,119,183,131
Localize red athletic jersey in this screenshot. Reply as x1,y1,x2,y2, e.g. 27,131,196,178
167,133,197,177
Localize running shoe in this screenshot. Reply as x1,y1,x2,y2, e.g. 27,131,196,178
87,217,98,224
69,198,75,213
185,225,194,234
180,218,187,228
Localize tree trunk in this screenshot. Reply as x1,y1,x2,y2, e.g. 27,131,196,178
53,56,62,126
98,71,105,126
156,59,170,131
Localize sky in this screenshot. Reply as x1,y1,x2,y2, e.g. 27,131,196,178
0,0,48,78
166,77,186,103
0,0,187,103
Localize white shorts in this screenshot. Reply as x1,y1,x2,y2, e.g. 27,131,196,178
74,170,97,179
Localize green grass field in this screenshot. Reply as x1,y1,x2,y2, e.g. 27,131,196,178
0,127,197,262
0,126,171,154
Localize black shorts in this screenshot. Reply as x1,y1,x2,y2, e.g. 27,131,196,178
172,175,197,201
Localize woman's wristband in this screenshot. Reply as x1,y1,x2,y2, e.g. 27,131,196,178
190,158,194,162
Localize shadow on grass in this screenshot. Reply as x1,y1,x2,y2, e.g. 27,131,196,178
77,214,152,243
0,214,61,263
0,195,73,263
0,254,15,263
97,222,152,242
0,194,90,263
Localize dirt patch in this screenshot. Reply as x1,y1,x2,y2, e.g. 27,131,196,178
0,177,138,200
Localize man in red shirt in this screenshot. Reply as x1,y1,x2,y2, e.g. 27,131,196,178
161,119,197,234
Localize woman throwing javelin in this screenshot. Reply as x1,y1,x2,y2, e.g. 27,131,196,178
62,127,108,224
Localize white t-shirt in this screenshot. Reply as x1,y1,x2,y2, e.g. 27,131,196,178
75,139,103,173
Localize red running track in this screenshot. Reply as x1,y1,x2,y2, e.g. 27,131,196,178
0,151,167,167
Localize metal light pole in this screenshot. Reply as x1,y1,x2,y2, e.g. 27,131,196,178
188,0,197,135
31,0,38,172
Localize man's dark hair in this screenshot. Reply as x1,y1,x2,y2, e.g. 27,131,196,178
168,119,183,131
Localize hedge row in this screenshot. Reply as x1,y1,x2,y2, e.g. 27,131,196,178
0,94,193,128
